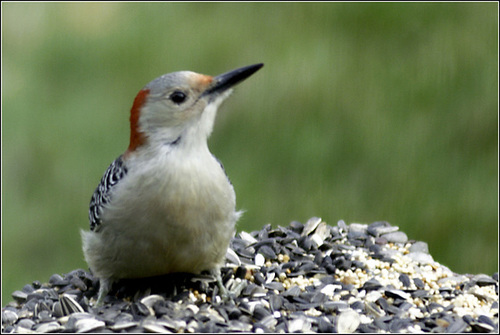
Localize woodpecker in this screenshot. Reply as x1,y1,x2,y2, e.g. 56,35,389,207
81,63,263,305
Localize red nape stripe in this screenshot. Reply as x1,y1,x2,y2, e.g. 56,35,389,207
127,89,150,152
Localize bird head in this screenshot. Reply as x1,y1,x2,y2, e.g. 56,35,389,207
126,63,263,153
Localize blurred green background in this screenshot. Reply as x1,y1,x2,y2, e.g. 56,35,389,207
2,3,498,305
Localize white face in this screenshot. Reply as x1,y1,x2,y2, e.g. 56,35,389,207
134,71,231,150
141,71,215,127
127,64,262,152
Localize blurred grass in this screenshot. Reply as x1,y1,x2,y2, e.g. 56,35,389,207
2,2,497,305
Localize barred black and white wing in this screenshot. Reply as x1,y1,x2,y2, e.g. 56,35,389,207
89,155,128,232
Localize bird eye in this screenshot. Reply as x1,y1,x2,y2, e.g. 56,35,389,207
169,91,187,104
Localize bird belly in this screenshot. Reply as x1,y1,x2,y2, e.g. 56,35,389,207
82,154,239,280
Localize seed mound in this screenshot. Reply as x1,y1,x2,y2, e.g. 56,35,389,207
2,218,498,333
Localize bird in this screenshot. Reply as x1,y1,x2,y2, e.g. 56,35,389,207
81,63,264,305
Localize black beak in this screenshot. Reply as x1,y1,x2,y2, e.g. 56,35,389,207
205,63,264,96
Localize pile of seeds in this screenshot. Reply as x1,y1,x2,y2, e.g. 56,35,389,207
2,218,498,333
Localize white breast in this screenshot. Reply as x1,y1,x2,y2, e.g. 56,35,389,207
82,144,239,280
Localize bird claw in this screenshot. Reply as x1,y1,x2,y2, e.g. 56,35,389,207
94,278,112,307
211,269,235,304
